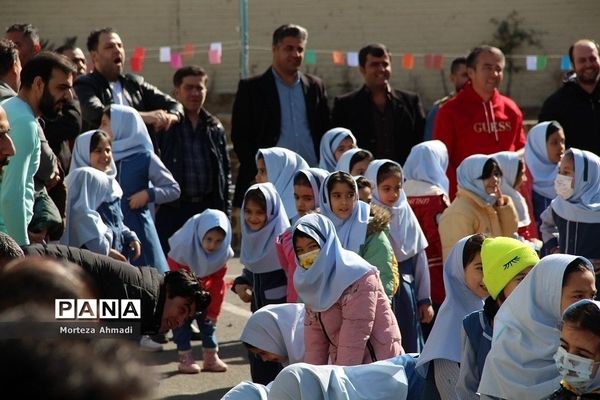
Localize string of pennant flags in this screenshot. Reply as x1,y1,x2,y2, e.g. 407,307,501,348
128,41,573,73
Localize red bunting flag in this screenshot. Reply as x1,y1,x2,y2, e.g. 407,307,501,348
182,43,195,60
402,53,414,70
433,54,444,70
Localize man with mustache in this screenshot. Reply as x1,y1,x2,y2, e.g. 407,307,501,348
0,52,74,245
539,39,600,155
75,28,183,149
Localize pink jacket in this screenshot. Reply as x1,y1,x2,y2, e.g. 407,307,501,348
276,228,299,303
303,269,404,366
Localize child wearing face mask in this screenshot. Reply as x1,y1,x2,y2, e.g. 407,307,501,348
478,255,597,400
293,213,403,366
549,299,600,399
320,171,398,301
403,140,451,337
232,182,289,384
416,234,488,400
276,168,328,302
365,160,432,353
524,121,565,232
319,127,357,172
541,148,600,286
438,154,518,262
63,130,141,261
335,148,374,176
167,209,234,373
255,147,309,221
457,236,539,400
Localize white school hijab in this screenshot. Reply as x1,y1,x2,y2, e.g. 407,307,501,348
456,154,497,205
293,213,374,312
268,360,409,400
221,381,270,400
319,127,357,172
61,167,114,248
257,147,309,219
415,235,485,376
403,140,450,196
551,148,600,223
108,104,154,161
240,183,290,274
364,159,428,262
240,303,305,365
335,148,366,175
524,121,559,199
319,171,369,253
478,254,594,400
492,151,531,227
167,209,234,278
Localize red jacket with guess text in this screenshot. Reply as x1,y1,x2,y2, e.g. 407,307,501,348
433,82,526,199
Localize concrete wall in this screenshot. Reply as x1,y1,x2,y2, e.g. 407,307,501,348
2,0,599,110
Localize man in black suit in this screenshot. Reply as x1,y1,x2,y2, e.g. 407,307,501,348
231,24,330,208
332,43,425,165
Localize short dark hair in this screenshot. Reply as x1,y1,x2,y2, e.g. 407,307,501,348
6,23,40,45
450,57,467,74
20,51,75,88
173,65,207,87
87,27,115,52
466,45,504,69
358,43,390,68
568,39,600,65
163,269,211,317
272,24,308,47
0,39,19,76
55,44,75,55
0,232,23,267
355,176,372,190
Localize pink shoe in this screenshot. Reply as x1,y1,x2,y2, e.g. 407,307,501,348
202,348,228,372
178,350,200,374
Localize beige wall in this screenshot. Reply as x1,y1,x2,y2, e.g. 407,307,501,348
2,0,599,110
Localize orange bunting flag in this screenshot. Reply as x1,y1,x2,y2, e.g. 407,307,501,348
332,51,345,65
402,53,414,70
433,54,444,70
182,43,195,59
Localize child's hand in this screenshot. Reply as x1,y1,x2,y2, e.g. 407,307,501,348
235,284,253,303
419,304,434,324
129,241,142,260
128,190,150,209
108,249,127,261
27,229,47,244
494,186,506,207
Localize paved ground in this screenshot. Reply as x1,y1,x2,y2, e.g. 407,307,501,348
147,257,253,400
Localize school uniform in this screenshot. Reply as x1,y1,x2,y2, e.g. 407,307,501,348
524,122,560,232
478,255,595,400
416,235,486,400
167,209,234,351
110,104,180,272
257,147,309,220
457,309,493,400
365,159,431,353
319,127,357,172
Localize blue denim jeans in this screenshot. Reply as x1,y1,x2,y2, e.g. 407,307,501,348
172,316,218,351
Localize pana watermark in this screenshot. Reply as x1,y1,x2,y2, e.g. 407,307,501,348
55,299,141,320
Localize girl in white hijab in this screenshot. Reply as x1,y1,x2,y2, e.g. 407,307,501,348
478,255,596,400
319,127,357,172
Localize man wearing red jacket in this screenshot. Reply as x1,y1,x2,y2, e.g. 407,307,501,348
434,45,526,199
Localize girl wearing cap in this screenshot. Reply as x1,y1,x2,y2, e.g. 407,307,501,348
540,148,600,286
548,299,600,399
293,213,403,366
438,154,519,262
457,236,539,399
478,255,596,400
415,234,487,400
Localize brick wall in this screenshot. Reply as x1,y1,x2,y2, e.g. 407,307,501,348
2,0,598,110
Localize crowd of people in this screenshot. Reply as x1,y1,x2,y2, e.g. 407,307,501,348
0,20,599,400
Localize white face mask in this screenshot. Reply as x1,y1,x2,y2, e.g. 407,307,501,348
298,249,320,270
554,173,574,199
554,346,600,392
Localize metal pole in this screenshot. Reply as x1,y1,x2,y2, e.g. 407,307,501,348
239,0,249,79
